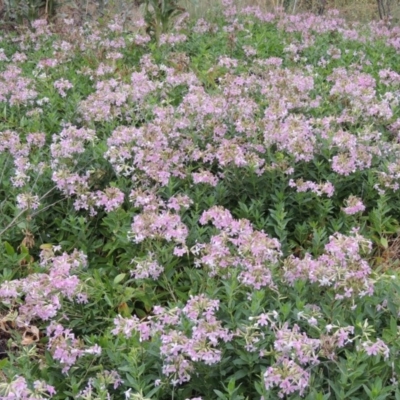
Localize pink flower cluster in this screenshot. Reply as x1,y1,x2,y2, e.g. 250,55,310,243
130,252,164,280
112,295,232,386
53,78,73,97
289,179,335,197
360,338,390,359
247,317,357,396
129,190,190,248
0,248,87,325
95,187,125,212
323,324,355,356
328,127,380,176
80,70,157,122
192,170,219,186
195,206,281,290
159,33,187,46
50,124,96,166
0,130,46,188
328,67,393,121
264,358,310,398
262,323,318,397
193,18,218,34
16,192,40,210
283,229,374,299
50,125,125,214
77,370,122,399
342,195,366,215
0,376,55,399
47,322,101,373
0,65,37,106
274,323,320,365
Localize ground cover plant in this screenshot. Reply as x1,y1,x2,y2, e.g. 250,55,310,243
1,1,400,398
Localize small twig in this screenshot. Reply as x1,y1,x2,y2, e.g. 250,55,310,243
0,191,64,238
292,0,298,14
0,209,26,237
377,0,383,19
0,154,11,185
162,274,178,303
30,197,66,218
38,186,57,201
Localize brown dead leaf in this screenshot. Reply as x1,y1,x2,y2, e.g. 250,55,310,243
21,326,40,346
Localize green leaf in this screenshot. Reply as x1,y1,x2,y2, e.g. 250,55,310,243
232,369,248,380
20,244,29,255
113,273,126,284
3,241,15,256
213,390,227,399
0,358,8,370
380,237,388,249
390,316,397,335
135,308,147,318
104,294,113,307
328,380,345,399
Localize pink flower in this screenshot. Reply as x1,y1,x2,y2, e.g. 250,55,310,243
192,170,219,186
130,253,164,280
95,187,124,212
16,192,40,210
362,339,390,360
54,78,73,97
264,359,310,397
342,195,366,215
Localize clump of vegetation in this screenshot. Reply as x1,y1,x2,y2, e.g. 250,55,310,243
1,1,400,399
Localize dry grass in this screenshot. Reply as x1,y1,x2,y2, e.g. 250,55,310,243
28,0,400,28
377,235,400,272
179,0,400,23
2,0,400,28
328,0,400,22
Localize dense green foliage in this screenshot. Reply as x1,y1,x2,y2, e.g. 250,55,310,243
1,3,400,399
